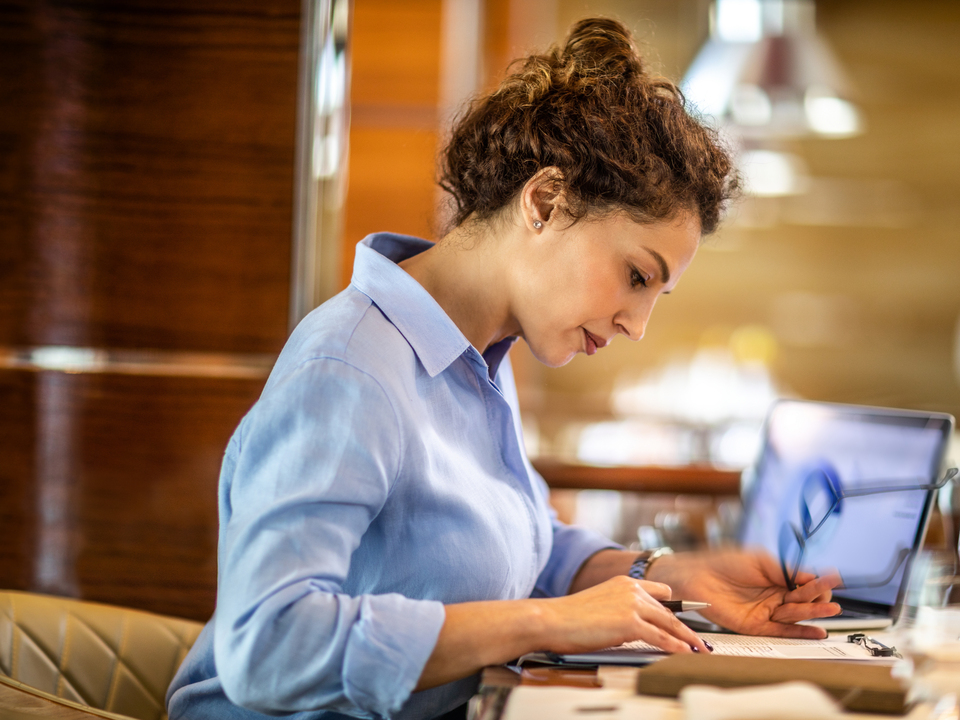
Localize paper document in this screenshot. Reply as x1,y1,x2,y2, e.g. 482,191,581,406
618,633,875,660
521,632,880,666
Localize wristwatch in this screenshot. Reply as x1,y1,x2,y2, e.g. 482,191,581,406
627,547,673,580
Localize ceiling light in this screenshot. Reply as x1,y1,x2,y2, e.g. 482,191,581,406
739,148,809,196
683,0,862,140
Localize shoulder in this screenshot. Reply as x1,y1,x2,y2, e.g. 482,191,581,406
265,286,420,395
235,312,409,484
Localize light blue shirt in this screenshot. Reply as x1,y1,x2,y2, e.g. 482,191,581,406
166,233,615,720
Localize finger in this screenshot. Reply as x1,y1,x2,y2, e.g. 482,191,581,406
784,575,839,604
755,621,829,640
636,580,672,601
636,602,710,653
791,571,841,600
813,573,842,600
636,621,700,654
770,601,841,624
755,552,790,585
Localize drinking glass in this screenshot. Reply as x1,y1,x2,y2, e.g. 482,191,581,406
894,550,960,717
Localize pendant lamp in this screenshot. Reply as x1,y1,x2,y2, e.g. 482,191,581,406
682,0,861,139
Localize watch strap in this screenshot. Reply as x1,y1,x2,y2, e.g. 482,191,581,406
627,547,673,580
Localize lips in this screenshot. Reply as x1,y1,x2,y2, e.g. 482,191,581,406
583,329,605,356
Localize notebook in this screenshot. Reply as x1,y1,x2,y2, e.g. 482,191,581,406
738,399,955,630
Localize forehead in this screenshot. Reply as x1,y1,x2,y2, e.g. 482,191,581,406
593,211,700,266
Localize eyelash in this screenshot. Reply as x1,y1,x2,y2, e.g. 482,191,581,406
630,268,648,289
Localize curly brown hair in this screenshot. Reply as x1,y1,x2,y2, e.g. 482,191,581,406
439,17,738,235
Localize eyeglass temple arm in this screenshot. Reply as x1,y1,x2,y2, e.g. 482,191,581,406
838,467,958,499
836,547,911,589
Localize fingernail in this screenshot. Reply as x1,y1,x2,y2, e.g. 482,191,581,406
691,645,699,653
703,640,714,652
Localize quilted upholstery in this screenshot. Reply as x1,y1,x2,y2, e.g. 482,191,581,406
0,591,204,720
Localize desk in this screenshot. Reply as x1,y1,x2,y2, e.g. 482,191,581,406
471,665,939,720
0,676,125,720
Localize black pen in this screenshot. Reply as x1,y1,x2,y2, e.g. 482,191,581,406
660,600,711,613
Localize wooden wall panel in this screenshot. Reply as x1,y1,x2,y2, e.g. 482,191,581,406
0,372,37,593
340,0,443,286
0,0,301,620
349,0,442,108
0,369,264,621
343,126,440,246
0,1,300,354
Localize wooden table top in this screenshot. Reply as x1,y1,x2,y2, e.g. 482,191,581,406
0,676,124,720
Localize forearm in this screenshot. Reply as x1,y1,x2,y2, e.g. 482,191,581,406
417,572,707,690
417,574,707,691
567,548,639,594
415,599,549,690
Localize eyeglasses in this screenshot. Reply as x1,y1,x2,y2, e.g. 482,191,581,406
779,466,958,591
847,632,901,658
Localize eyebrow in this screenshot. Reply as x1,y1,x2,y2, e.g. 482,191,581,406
645,248,671,285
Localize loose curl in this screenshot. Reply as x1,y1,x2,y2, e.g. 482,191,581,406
439,17,738,235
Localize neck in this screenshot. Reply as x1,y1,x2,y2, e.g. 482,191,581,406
399,220,520,353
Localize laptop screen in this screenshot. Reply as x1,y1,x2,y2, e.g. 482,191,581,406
740,400,953,609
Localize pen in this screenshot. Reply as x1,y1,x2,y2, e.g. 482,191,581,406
660,600,711,613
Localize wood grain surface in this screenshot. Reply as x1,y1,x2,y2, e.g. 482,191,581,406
0,368,264,621
533,459,742,497
0,0,299,620
0,0,299,354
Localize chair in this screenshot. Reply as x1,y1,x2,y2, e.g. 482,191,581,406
0,590,204,720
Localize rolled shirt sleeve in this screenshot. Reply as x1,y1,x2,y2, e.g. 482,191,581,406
214,358,445,717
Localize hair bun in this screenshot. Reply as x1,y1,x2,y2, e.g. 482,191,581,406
561,17,644,80
439,16,738,234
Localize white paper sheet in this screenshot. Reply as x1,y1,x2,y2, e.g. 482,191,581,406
521,632,883,665
617,632,876,660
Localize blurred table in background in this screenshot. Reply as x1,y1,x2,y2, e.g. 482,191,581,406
533,459,745,551
533,460,742,496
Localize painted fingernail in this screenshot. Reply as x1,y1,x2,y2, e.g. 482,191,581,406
703,640,714,652
691,645,700,653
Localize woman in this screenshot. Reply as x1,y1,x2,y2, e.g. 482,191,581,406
167,17,840,720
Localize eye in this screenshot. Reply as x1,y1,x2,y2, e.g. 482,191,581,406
630,267,648,289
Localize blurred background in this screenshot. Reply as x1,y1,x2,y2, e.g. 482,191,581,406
1,0,958,620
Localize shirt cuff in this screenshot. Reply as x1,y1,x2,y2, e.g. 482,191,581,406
342,594,446,716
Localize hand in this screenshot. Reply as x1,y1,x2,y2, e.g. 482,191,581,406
539,575,711,655
646,550,841,639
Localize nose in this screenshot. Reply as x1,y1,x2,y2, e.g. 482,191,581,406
615,297,656,342
617,318,645,342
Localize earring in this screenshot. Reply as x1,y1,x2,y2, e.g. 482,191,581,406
533,220,543,230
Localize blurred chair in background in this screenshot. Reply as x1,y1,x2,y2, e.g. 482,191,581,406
0,591,203,720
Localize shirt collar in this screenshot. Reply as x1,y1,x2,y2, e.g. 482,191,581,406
351,233,516,378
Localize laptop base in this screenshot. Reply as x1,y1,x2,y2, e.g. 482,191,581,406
799,615,892,630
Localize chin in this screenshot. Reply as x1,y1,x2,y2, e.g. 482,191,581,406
527,343,576,369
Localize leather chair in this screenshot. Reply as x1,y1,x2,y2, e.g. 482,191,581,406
0,590,204,720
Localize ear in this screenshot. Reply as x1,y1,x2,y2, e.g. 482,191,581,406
520,167,566,231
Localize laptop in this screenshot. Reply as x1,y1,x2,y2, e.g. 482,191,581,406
738,399,955,630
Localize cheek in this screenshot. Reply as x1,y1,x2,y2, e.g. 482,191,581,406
554,258,614,313
524,248,617,333
572,274,623,320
